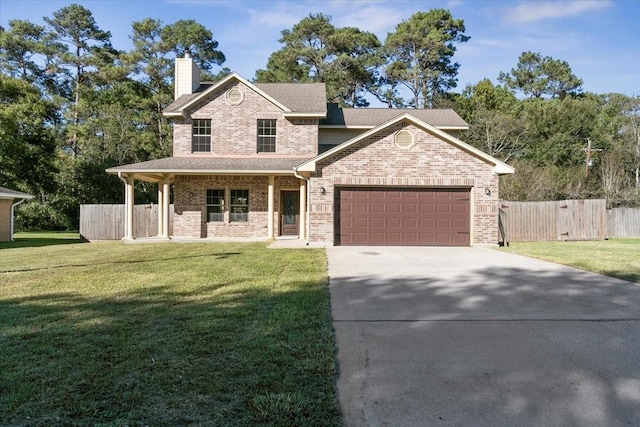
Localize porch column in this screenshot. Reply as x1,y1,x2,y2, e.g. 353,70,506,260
125,175,134,240
267,175,275,239
299,179,306,240
162,175,170,238
157,182,163,237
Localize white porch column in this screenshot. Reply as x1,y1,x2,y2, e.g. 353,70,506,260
162,176,170,238
157,182,163,237
299,179,306,240
267,175,275,239
125,175,134,240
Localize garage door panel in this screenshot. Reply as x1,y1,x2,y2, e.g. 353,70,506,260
353,217,369,228
370,217,385,228
452,203,469,214
403,203,418,213
403,218,418,228
337,188,470,246
387,233,403,244
353,203,370,213
387,217,402,228
452,218,468,228
370,203,385,213
387,203,401,213
436,203,452,213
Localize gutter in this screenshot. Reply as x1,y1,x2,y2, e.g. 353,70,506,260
293,170,311,246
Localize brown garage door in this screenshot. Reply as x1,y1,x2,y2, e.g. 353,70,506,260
336,188,470,246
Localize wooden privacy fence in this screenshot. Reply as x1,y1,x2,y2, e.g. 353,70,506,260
607,208,640,238
80,204,174,241
499,199,607,242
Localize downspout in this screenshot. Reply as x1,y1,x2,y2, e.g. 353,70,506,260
10,199,27,241
293,170,311,246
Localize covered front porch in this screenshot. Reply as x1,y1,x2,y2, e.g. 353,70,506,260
106,156,313,241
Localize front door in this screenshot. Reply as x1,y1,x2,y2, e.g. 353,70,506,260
280,191,299,235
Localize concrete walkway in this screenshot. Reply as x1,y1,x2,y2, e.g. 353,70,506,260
327,246,640,427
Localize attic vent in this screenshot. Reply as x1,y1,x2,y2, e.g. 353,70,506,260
226,88,244,105
395,130,415,149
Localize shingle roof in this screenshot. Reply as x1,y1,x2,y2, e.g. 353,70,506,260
164,83,214,113
106,156,309,175
0,186,33,199
254,83,327,114
322,103,468,128
163,76,327,115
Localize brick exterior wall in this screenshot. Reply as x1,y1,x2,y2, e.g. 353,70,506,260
0,199,11,241
172,81,318,157
308,122,500,245
173,174,301,238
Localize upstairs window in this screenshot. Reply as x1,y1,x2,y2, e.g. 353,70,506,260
257,119,276,153
230,189,249,222
192,119,211,152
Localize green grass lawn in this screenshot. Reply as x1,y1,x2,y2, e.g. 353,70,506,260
0,235,341,426
499,238,640,283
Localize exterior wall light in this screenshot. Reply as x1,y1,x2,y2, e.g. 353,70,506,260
320,186,326,195
485,187,492,196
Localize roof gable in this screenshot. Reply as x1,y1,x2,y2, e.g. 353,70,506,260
163,73,327,118
296,113,514,175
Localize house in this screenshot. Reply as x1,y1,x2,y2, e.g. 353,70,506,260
107,55,514,246
0,186,34,241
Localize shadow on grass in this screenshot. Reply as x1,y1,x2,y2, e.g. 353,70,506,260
0,277,341,426
0,233,84,249
602,270,640,284
1,252,241,274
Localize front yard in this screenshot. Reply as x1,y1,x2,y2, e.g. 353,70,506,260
500,238,640,283
0,234,341,426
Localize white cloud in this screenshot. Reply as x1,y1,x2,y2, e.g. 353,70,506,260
504,0,612,24
333,4,406,36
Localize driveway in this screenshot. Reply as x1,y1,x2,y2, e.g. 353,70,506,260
327,246,640,427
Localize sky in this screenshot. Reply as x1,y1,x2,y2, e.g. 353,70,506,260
1,0,639,103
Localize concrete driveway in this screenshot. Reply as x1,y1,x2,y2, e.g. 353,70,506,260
327,246,640,427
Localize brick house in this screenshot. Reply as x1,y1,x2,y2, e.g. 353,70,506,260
107,55,514,246
0,186,33,241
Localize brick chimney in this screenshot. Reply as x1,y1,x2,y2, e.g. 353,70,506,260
174,51,201,99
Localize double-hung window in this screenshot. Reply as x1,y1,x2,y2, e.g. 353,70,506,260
230,190,249,222
192,119,211,152
206,189,224,222
257,119,276,153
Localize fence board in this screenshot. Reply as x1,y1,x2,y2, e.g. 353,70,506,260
80,204,174,240
500,199,607,242
607,208,640,238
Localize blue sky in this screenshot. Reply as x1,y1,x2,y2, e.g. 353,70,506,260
2,0,639,100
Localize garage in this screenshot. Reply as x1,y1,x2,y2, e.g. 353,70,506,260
336,187,470,246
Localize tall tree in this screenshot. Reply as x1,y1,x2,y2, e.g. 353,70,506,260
256,13,381,107
44,3,115,157
0,74,57,191
160,19,225,71
0,19,62,86
498,51,583,99
383,9,469,108
125,18,173,156
457,79,525,162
